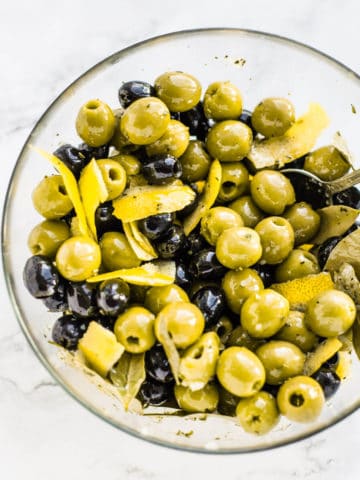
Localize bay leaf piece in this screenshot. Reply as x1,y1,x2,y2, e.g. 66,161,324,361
110,352,146,411
333,263,360,305
352,318,360,361
325,228,360,278
311,205,359,245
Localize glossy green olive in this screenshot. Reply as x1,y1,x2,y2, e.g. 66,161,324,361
255,216,295,265
179,332,220,388
179,140,211,182
55,235,101,281
111,154,141,176
155,302,205,349
217,385,240,416
304,146,350,181
32,175,73,219
114,306,155,353
145,120,190,158
236,391,279,434
203,81,243,120
251,97,295,137
222,268,264,314
217,162,250,203
256,340,305,385
76,99,116,147
277,376,325,423
27,220,70,258
250,170,295,215
229,195,265,228
206,120,253,162
275,249,320,283
110,119,138,152
97,159,127,200
216,226,262,269
226,326,265,351
120,97,170,145
275,311,318,353
216,346,265,397
99,232,141,270
174,383,219,413
283,202,320,245
154,71,202,112
144,284,189,314
200,206,244,246
305,289,356,337
241,289,289,338
210,316,234,345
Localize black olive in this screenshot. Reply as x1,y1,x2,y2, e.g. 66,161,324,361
53,144,88,179
333,186,360,209
179,102,210,140
138,213,174,240
118,80,155,108
283,171,330,209
323,352,339,370
186,231,209,257
52,314,89,350
96,279,130,317
95,202,123,237
174,262,191,290
67,282,98,318
188,248,227,280
95,316,117,331
42,280,68,312
317,236,342,269
217,385,239,417
154,224,188,259
142,155,182,184
191,286,226,327
240,109,257,136
78,142,109,161
283,155,306,169
145,345,174,384
252,263,276,288
137,379,174,406
262,383,280,397
170,112,181,121
312,369,341,399
23,255,60,299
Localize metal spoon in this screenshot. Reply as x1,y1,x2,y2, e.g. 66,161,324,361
281,168,360,207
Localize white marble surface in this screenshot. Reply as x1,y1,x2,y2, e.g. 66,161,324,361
1,0,360,478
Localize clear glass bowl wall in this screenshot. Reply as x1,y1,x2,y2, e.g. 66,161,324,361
3,29,360,453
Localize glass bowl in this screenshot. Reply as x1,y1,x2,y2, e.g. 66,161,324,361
3,28,360,453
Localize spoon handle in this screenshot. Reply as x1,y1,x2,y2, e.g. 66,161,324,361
328,169,360,195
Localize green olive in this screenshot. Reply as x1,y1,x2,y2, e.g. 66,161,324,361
236,391,279,434
216,226,262,269
275,311,318,353
206,120,253,162
229,195,265,228
55,235,101,281
203,81,243,120
226,326,265,351
120,97,170,145
283,202,321,245
99,232,141,270
241,289,289,338
179,140,211,182
76,99,116,147
155,302,205,349
179,332,220,388
111,154,141,176
250,170,295,215
256,340,305,385
217,385,240,416
154,71,202,112
32,175,73,219
200,206,243,246
145,120,190,158
210,316,234,345
251,97,295,137
27,220,70,258
217,162,250,203
222,268,264,314
277,376,325,423
216,346,265,397
114,306,155,353
304,146,350,181
110,118,138,152
174,383,219,413
97,159,127,200
305,289,356,337
275,249,320,283
144,284,189,314
255,216,295,265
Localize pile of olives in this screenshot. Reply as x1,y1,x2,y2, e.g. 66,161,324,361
24,71,360,435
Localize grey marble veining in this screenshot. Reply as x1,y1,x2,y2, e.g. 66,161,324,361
1,0,360,478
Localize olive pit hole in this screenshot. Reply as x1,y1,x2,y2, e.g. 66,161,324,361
290,393,304,407
127,336,139,345
193,346,204,359
221,181,237,194
108,168,120,181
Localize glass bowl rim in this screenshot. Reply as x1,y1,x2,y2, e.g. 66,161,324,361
2,27,360,454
